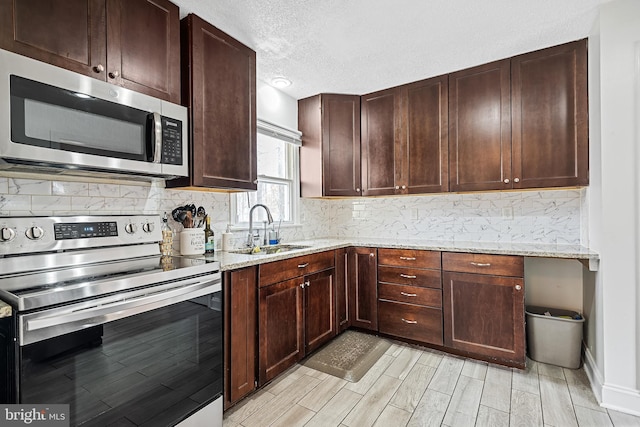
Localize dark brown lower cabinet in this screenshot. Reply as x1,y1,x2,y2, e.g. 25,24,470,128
305,268,336,354
335,248,350,332
259,278,304,385
224,266,257,408
378,300,443,345
258,253,337,386
442,271,525,367
348,247,378,331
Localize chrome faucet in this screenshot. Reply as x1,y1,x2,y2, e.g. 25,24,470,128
246,204,274,247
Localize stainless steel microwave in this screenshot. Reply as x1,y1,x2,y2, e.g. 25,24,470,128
0,49,188,179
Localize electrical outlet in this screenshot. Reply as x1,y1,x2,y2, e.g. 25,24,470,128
502,207,514,219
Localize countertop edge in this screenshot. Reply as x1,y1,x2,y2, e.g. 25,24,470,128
216,239,599,271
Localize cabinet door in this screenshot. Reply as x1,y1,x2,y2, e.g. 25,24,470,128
305,268,336,354
0,0,106,77
106,0,180,103
404,75,449,194
258,278,303,385
443,272,525,366
224,267,257,407
335,248,351,332
323,95,362,196
180,14,257,190
348,247,378,331
511,39,588,188
449,60,512,192
361,88,400,196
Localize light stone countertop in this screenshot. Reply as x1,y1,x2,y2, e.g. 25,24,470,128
0,300,11,318
211,238,600,272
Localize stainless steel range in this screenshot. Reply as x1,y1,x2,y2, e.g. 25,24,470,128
0,215,222,427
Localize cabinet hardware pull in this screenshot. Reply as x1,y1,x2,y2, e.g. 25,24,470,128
395,186,400,190
514,178,520,183
504,178,510,184
369,253,375,258
299,283,304,288
401,185,406,189
515,285,522,291
108,70,120,79
399,256,416,261
400,292,417,297
356,188,361,192
401,318,417,324
94,64,104,73
306,281,310,288
298,263,309,268
400,274,417,279
470,262,491,267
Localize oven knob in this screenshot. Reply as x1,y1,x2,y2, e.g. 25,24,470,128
0,227,16,242
142,222,154,233
125,223,138,234
25,226,44,240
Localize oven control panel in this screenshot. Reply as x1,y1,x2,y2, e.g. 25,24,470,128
54,221,118,240
0,215,162,256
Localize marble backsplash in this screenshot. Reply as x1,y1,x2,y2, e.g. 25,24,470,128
294,188,585,245
0,176,586,248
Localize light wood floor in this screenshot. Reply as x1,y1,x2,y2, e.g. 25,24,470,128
223,339,640,427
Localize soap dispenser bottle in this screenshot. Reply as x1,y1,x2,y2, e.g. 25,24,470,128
222,224,233,251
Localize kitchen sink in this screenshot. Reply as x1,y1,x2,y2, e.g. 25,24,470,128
229,244,312,255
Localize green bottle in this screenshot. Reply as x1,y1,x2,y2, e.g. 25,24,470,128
204,215,215,254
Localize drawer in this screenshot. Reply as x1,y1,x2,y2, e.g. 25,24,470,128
378,283,442,307
378,265,441,288
442,252,523,277
378,300,443,346
259,250,335,287
378,248,441,269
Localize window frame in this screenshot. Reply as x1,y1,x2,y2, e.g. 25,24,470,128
230,119,301,229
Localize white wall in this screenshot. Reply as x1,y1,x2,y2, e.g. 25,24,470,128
257,80,298,129
524,258,583,313
585,18,606,398
590,0,640,415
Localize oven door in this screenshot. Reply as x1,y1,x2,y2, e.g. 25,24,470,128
17,275,222,427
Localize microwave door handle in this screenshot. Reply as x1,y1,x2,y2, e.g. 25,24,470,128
152,112,162,163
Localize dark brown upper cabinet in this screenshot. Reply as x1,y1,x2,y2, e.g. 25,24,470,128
169,14,257,190
450,39,588,192
0,0,180,104
361,76,449,196
299,94,361,197
511,39,589,188
449,59,512,192
405,76,449,194
361,87,400,196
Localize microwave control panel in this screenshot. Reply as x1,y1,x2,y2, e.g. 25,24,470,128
161,116,183,165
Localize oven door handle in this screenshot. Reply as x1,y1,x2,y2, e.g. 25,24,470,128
20,277,221,346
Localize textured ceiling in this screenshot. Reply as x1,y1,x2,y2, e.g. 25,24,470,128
174,0,607,100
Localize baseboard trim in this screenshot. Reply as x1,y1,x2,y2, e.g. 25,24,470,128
601,384,640,417
583,346,604,403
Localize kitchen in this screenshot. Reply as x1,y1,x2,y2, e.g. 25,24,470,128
0,0,638,426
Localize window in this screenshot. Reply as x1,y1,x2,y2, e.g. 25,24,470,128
233,119,301,226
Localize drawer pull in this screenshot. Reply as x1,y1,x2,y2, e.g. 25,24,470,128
400,274,417,279
401,318,417,324
400,292,417,297
399,256,416,261
470,262,491,267
298,263,309,268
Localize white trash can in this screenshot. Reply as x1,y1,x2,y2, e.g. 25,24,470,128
525,305,585,369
